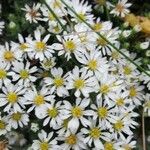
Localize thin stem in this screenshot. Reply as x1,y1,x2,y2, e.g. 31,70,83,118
142,110,146,150
104,4,110,20
42,0,66,31
60,0,150,77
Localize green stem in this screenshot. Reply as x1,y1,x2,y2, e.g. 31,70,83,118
60,0,150,77
42,0,66,31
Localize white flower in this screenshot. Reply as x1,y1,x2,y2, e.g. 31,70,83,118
76,49,109,78
51,33,81,60
31,130,58,150
8,61,37,87
0,83,26,112
0,61,11,88
27,30,54,61
68,0,94,23
0,42,22,66
110,0,132,18
24,86,54,117
81,119,109,149
118,136,136,150
127,83,144,106
37,100,64,129
61,98,93,132
59,130,86,150
91,97,114,129
44,67,69,97
22,3,41,23
8,110,29,129
96,28,120,55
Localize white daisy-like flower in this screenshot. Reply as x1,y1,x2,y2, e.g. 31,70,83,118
118,136,136,150
37,100,64,129
0,83,26,112
68,0,94,23
0,42,22,66
66,66,98,97
0,61,11,88
59,130,87,150
0,114,11,136
96,28,120,55
81,119,109,149
74,23,96,51
44,67,69,97
127,83,144,106
96,74,123,103
31,130,58,150
91,97,114,129
22,3,41,23
110,114,136,140
24,86,54,117
76,49,109,78
51,33,81,60
61,98,93,132
0,21,4,34
144,94,150,116
8,61,37,87
8,110,29,129
27,30,54,61
110,0,132,18
40,3,66,27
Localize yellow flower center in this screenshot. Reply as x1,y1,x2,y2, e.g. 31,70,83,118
100,84,110,94
104,142,114,150
129,86,137,97
20,43,28,51
0,120,6,129
35,42,46,51
114,120,124,131
98,107,108,119
0,69,7,79
20,70,29,79
64,41,76,52
47,107,58,118
116,98,124,106
97,37,107,46
66,134,77,145
40,142,49,150
111,51,119,59
71,106,83,118
34,95,45,106
12,112,22,121
53,0,61,8
115,4,124,13
7,92,18,104
74,79,85,89
88,59,98,70
90,127,101,139
4,51,15,61
49,13,55,20
53,26,60,32
123,66,132,75
78,13,86,21
93,23,103,31
95,0,106,5
123,144,132,150
54,77,64,87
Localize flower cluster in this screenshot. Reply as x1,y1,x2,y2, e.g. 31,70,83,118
0,0,149,149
